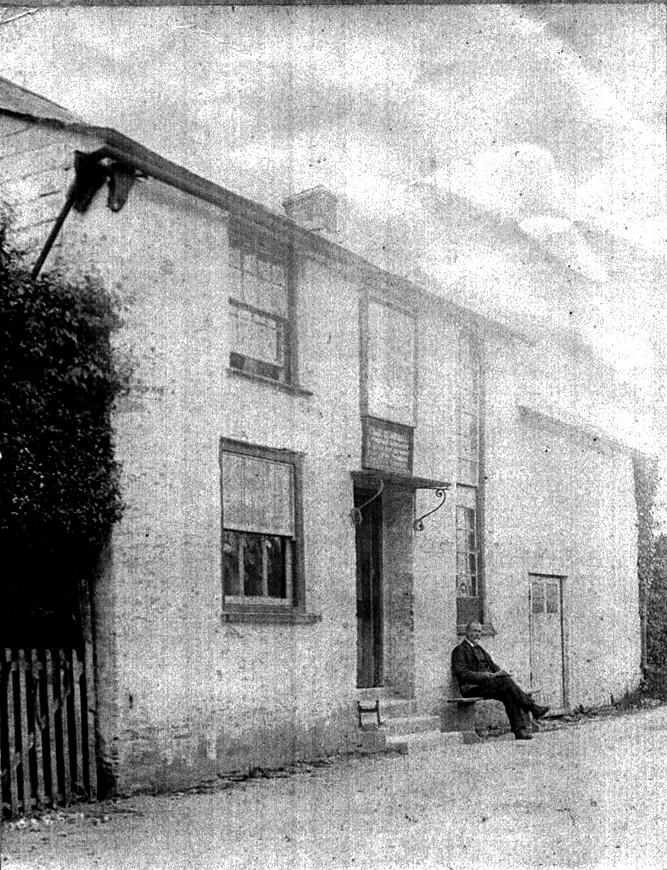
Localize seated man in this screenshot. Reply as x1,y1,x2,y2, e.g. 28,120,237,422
452,620,549,741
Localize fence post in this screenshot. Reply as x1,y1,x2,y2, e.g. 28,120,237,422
5,650,19,817
30,649,46,808
78,575,98,800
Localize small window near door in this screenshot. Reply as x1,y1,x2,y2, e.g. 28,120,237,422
530,575,562,616
546,581,560,614
532,582,545,614
455,485,482,625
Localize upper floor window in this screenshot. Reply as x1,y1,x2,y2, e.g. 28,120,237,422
456,332,481,485
228,222,293,383
221,440,303,610
366,298,417,427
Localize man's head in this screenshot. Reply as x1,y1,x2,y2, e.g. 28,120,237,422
465,621,483,644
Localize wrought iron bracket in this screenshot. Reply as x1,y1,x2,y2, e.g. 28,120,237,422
351,480,384,527
413,487,447,531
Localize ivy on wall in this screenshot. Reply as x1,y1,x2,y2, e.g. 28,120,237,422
0,231,126,645
647,533,667,695
633,453,667,694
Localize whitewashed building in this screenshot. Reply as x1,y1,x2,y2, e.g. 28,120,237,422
0,77,653,795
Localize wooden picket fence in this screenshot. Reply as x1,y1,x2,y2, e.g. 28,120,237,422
1,648,97,817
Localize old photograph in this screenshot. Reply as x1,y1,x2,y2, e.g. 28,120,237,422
0,4,666,868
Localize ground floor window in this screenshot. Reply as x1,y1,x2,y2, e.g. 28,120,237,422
455,484,483,625
221,440,303,609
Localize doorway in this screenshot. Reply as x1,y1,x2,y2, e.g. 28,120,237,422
529,574,566,710
355,487,383,688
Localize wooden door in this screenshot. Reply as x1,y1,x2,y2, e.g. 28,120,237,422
355,488,383,688
529,575,566,710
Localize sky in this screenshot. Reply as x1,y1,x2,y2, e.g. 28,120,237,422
0,4,666,472
0,5,663,239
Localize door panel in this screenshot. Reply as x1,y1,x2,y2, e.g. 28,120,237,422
355,489,383,688
529,575,565,710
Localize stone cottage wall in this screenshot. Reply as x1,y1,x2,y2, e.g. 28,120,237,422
0,112,645,787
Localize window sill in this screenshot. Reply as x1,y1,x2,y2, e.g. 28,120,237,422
222,609,322,625
457,622,496,637
226,367,313,397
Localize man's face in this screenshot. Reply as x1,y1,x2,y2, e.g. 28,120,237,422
466,622,483,644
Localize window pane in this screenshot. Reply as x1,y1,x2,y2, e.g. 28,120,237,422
456,577,470,597
456,486,480,602
266,536,288,598
456,553,469,579
243,272,261,309
546,582,559,614
457,332,481,485
243,251,257,276
271,263,286,286
458,458,479,485
367,300,416,425
230,304,284,367
457,597,482,626
242,533,263,596
222,452,295,537
266,282,289,318
228,267,243,302
532,582,545,614
258,256,272,282
229,246,242,272
223,530,241,595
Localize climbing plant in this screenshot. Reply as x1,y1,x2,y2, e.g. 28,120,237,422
633,453,667,694
0,230,127,645
646,532,667,696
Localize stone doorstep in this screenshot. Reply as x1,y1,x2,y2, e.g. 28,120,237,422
356,692,418,720
357,693,455,755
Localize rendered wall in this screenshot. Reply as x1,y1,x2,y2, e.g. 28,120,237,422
1,115,644,786
483,339,642,708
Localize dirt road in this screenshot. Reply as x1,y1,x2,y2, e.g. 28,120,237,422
3,704,667,869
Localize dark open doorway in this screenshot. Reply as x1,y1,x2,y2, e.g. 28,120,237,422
355,487,383,688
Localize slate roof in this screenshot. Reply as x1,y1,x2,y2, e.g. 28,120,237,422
0,76,83,125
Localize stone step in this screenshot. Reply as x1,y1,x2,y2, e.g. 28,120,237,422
378,698,418,719
386,730,465,754
356,692,417,719
382,714,442,736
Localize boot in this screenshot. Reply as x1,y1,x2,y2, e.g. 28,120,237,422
515,728,533,740
531,703,550,720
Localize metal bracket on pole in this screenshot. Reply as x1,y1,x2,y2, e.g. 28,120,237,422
413,487,447,531
351,480,384,527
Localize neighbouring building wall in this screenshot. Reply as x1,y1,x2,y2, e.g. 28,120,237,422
483,338,642,708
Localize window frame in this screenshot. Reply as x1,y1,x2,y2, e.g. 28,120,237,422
455,331,486,632
226,219,298,387
359,288,418,429
220,438,315,623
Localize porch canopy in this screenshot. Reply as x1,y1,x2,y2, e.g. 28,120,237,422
351,470,451,531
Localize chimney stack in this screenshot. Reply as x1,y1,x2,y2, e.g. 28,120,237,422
283,186,339,238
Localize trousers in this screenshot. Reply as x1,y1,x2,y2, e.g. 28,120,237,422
461,674,534,733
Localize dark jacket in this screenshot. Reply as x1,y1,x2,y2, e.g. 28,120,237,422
451,639,500,693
